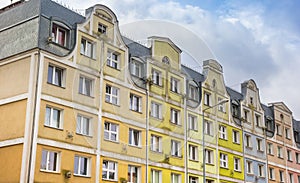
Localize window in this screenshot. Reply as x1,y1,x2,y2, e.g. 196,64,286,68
171,108,180,125
102,160,117,180
219,125,227,139
151,102,162,119
269,168,274,180
296,152,300,163
279,170,284,182
250,97,253,105
47,65,65,87
98,23,107,34
287,150,292,161
234,157,241,171
151,169,162,183
130,94,142,112
40,150,59,172
129,128,141,147
52,23,68,47
218,98,225,112
152,69,162,86
171,77,180,93
204,92,211,106
257,138,263,151
189,145,198,161
232,130,240,144
104,122,118,142
246,161,253,174
258,164,264,177
255,114,261,127
74,155,90,176
276,124,282,135
189,85,197,100
80,38,94,58
245,134,252,148
220,153,228,168
188,114,197,131
171,140,181,157
278,146,283,158
244,110,249,122
204,120,213,136
205,149,214,164
285,128,291,139
107,51,119,69
131,60,142,77
128,165,140,183
206,180,214,183
189,176,198,183
267,143,273,155
76,115,91,136
79,76,93,96
45,106,62,129
289,173,293,183
151,135,162,153
232,104,239,117
171,173,181,183
105,85,119,105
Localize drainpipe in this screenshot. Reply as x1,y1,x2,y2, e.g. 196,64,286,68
145,58,150,183
183,84,187,183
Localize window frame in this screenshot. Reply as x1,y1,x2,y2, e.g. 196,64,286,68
205,149,214,164
188,114,198,131
150,134,162,153
219,125,227,140
204,92,211,106
45,106,63,129
76,114,92,136
152,69,162,86
79,75,94,97
258,164,264,177
267,143,274,155
278,146,283,158
245,134,252,148
74,155,90,177
189,85,197,101
131,60,143,78
189,176,198,183
233,157,241,172
170,77,180,93
40,149,60,173
80,38,95,58
98,23,107,34
269,167,275,180
107,50,119,69
151,169,162,183
257,138,264,152
287,150,293,161
232,130,240,144
102,160,117,181
171,140,181,157
285,128,291,139
204,120,213,136
130,93,142,112
170,108,180,125
151,102,162,119
104,121,119,142
128,128,141,147
47,64,65,87
246,160,253,174
51,23,68,47
128,165,140,183
171,173,181,183
220,153,228,168
189,144,198,161
105,85,119,105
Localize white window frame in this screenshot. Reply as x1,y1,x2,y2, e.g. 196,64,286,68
258,164,264,177
255,114,261,127
131,60,142,77
269,168,274,180
51,23,68,47
171,108,180,125
128,165,140,183
244,110,249,122
76,115,91,136
170,77,180,93
279,170,284,182
189,85,197,100
79,75,94,97
102,160,117,181
286,128,291,139
74,155,90,177
47,65,65,87
151,102,162,119
234,157,241,171
104,122,119,142
204,120,213,136
278,146,283,158
130,94,142,112
245,134,252,148
296,152,300,164
257,138,263,152
220,153,228,168
151,134,162,153
219,125,227,139
267,143,273,155
204,92,211,106
205,149,214,164
189,176,198,183
189,145,198,161
129,128,141,147
289,173,294,183
188,114,198,131
98,23,107,34
171,140,181,157
107,51,119,69
80,38,95,58
40,149,60,172
246,160,253,174
276,124,282,135
152,69,162,86
151,169,162,183
232,130,240,144
171,173,181,183
287,150,293,161
218,97,226,112
45,106,63,129
105,85,119,105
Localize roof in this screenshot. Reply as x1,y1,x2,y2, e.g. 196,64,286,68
123,36,151,58
226,87,243,101
181,65,205,83
293,119,300,132
262,104,274,118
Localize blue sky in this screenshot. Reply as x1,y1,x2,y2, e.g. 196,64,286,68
1,0,300,118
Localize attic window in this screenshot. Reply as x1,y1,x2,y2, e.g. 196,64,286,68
98,23,107,34
162,56,170,64
280,114,284,121
51,23,69,47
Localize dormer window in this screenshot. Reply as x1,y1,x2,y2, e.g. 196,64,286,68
131,60,142,78
162,56,170,64
98,23,107,34
189,85,197,101
250,97,253,105
52,23,68,47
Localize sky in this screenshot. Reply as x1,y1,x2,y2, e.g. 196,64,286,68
1,0,300,119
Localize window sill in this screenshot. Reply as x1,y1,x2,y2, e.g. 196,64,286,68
170,90,181,95
102,178,118,182
150,150,163,154
130,109,143,114
171,155,182,159
44,125,63,131
278,156,284,159
205,163,214,166
105,101,120,107
104,139,119,144
220,166,228,169
50,41,69,50
128,144,142,149
170,122,182,127
79,93,95,98
106,65,120,71
73,174,91,178
246,146,253,150
150,116,163,121
152,83,163,88
219,138,228,141
288,159,293,162
233,142,240,145
80,53,96,60
47,82,66,89
76,133,93,138
234,170,242,173
247,173,254,176
40,169,60,174
257,150,264,153
189,159,199,162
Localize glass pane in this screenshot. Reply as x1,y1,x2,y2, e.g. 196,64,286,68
45,107,51,126
74,156,79,174
76,116,81,133
85,79,91,96
79,77,83,93
52,109,60,128
55,68,62,86
41,150,47,170
80,157,87,175
111,134,117,141
80,39,85,54
47,66,53,83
